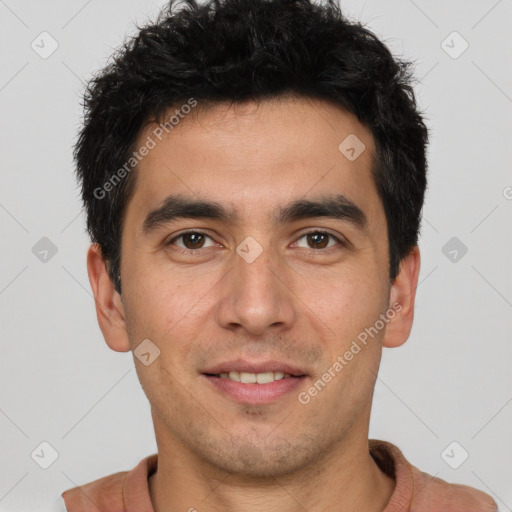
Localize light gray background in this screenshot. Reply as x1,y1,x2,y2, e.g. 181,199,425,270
0,0,511,510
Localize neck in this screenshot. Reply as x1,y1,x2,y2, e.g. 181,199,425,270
148,432,395,512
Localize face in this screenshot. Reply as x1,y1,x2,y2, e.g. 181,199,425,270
89,95,419,477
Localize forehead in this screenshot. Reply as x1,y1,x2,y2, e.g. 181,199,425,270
124,95,383,236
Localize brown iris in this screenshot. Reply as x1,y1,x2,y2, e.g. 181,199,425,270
181,232,206,249
306,232,330,249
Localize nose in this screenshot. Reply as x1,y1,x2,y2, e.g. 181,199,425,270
215,241,297,336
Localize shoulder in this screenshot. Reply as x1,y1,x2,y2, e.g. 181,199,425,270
369,439,498,512
60,469,129,511
410,466,498,512
60,454,157,511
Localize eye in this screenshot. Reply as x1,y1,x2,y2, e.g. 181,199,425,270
165,229,346,253
294,230,345,250
166,230,216,251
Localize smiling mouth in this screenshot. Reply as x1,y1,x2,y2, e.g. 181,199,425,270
204,371,305,384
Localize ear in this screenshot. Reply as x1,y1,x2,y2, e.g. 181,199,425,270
382,245,421,348
86,243,131,352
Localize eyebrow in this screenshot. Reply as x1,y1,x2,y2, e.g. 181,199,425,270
141,193,369,235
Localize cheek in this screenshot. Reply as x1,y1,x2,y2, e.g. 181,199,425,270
306,266,386,334
123,256,192,328
124,270,216,370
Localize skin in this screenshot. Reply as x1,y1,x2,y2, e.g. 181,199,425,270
87,95,421,512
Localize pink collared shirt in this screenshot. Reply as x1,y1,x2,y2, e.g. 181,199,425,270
60,439,498,511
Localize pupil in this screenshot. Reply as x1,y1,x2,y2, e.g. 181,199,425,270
309,233,327,249
184,233,203,249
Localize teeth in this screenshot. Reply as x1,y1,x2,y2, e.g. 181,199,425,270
241,372,257,383
228,371,240,382
218,371,293,383
256,372,274,384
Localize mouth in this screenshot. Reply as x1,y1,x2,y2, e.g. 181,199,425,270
204,371,304,383
201,360,308,404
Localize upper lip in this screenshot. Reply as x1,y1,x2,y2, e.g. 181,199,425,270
201,359,308,377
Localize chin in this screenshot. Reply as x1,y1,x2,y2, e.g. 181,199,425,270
189,430,326,478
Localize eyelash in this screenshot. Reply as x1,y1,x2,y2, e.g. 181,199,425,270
165,229,346,254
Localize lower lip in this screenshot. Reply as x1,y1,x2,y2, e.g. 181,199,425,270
202,375,307,404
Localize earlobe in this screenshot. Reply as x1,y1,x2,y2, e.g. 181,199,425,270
382,245,421,349
86,243,131,353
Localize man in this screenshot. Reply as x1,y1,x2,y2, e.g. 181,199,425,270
60,0,498,510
